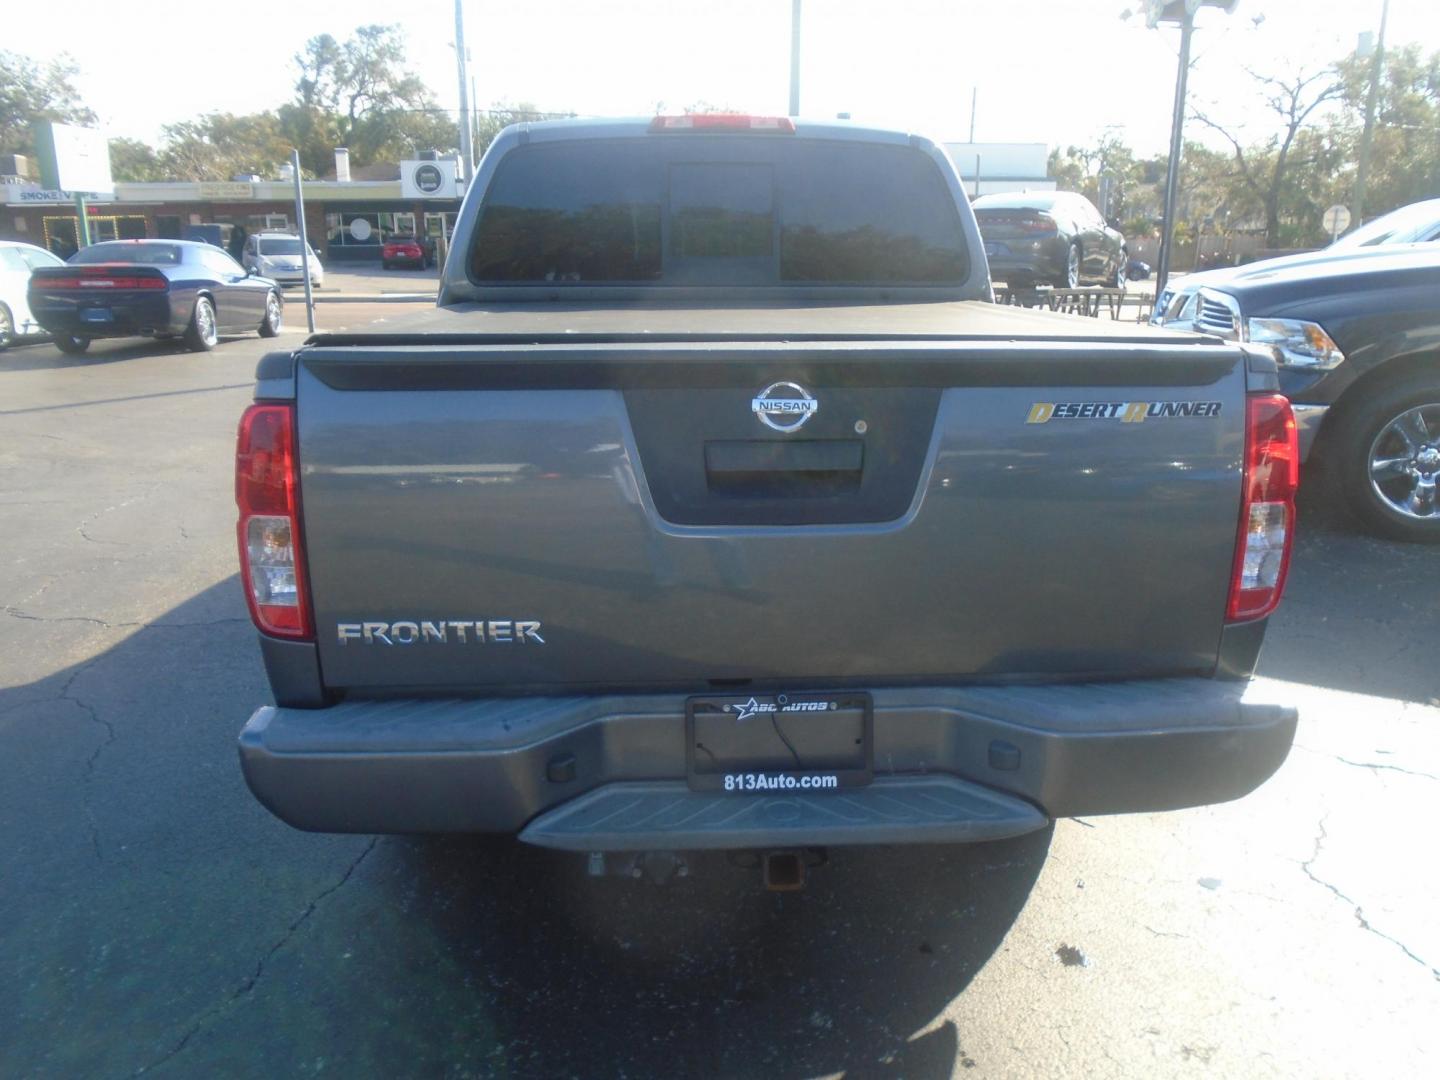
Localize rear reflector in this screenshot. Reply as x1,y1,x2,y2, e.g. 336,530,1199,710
236,404,313,639
649,114,796,133
1226,393,1298,623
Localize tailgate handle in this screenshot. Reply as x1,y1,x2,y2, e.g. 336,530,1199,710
705,440,863,496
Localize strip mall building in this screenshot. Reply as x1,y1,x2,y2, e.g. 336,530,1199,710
0,155,464,263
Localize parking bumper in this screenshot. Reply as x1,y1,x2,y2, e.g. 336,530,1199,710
239,679,1297,844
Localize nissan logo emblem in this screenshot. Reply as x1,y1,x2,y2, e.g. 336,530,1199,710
752,381,818,433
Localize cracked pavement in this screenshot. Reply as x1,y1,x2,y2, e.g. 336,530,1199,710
2,328,1438,1078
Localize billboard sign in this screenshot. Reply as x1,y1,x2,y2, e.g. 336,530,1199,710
35,122,114,195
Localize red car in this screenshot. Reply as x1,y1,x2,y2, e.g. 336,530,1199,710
380,236,433,270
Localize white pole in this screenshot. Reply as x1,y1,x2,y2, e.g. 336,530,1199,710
290,149,316,334
455,0,475,184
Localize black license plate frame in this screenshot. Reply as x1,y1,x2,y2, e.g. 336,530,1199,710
685,691,873,793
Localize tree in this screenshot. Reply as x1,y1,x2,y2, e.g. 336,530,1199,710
1192,67,1343,246
108,137,163,182
282,24,452,175
157,113,290,181
1328,44,1440,220
0,50,96,159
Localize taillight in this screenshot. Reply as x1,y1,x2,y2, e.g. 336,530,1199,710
236,404,313,639
39,274,167,290
1227,393,1299,622
1019,214,1057,233
649,114,796,133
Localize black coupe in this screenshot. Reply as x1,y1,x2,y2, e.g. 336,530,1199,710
28,240,284,354
973,191,1128,290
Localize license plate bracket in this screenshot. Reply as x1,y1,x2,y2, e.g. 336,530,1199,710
685,691,873,792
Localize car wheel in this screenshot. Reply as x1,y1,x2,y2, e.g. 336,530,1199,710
1108,251,1127,291
1335,372,1440,543
54,333,90,355
0,302,13,350
183,297,218,352
259,291,283,338
1054,243,1080,289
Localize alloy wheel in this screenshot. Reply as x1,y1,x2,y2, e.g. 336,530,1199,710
1368,403,1440,521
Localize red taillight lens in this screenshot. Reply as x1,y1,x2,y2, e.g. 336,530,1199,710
649,114,796,133
1227,393,1299,623
236,404,312,639
39,274,167,290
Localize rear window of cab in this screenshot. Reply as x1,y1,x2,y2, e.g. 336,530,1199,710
468,138,969,286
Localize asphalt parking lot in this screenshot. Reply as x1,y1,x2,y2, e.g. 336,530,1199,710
1,318,1437,1079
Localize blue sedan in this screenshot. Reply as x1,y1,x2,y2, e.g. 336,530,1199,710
28,239,284,354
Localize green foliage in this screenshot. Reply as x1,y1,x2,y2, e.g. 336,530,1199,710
0,50,96,159
1050,43,1440,252
282,25,457,176
157,113,291,181
107,137,164,182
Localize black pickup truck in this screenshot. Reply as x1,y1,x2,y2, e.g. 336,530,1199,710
235,117,1298,879
1154,246,1440,542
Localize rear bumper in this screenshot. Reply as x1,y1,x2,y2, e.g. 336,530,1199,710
30,295,179,338
239,679,1297,847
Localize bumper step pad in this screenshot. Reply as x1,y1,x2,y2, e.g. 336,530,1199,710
518,776,1048,851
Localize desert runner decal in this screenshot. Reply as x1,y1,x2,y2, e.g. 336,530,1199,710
1027,401,1223,424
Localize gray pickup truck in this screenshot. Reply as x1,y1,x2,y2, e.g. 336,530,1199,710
236,117,1298,879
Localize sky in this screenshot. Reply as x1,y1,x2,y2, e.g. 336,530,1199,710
7,0,1438,159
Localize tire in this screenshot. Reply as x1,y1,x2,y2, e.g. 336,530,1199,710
1108,251,1128,290
259,291,282,337
54,333,90,355
183,296,218,352
1333,370,1440,543
0,302,13,350
1054,243,1080,289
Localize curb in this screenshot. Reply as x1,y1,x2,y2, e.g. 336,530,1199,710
309,293,437,304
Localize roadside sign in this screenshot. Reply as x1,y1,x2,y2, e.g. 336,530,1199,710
34,122,114,194
401,159,458,199
1323,204,1352,241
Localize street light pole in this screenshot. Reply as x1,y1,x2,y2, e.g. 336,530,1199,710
1352,0,1390,224
1155,8,1195,296
789,0,802,117
454,0,474,185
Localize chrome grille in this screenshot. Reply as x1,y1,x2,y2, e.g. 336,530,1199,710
1197,296,1237,337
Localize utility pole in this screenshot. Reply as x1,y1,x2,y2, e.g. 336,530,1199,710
1352,0,1390,224
789,0,802,116
1155,7,1195,296
969,87,978,142
454,0,474,185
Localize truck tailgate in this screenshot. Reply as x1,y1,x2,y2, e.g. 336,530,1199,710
291,336,1247,692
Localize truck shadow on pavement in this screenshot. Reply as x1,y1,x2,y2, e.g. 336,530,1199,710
0,578,1050,1079
379,828,1052,1077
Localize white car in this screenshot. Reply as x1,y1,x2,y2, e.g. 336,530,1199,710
0,240,66,349
241,232,324,288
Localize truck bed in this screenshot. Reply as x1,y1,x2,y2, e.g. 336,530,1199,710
308,297,1195,344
